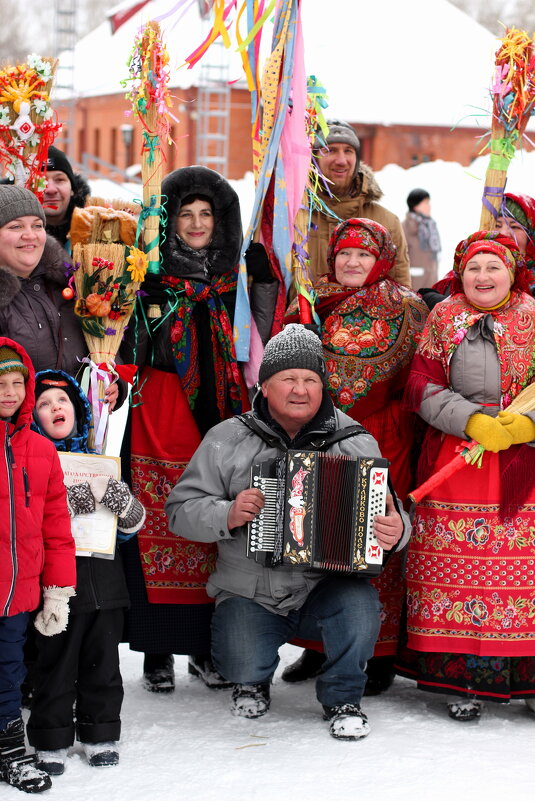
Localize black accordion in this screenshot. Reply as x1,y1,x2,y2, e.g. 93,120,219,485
247,450,389,576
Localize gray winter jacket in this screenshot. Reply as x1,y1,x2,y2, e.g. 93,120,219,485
419,314,535,439
165,403,411,615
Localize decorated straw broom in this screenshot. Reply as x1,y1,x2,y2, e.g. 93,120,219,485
408,382,535,504
0,54,61,197
479,27,535,230
123,20,175,321
71,206,145,452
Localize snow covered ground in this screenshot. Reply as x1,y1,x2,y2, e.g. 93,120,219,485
12,643,535,801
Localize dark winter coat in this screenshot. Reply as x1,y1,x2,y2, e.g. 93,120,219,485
33,369,129,615
0,340,75,617
0,236,127,405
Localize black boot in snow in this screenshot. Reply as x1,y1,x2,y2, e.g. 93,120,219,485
0,717,52,793
188,655,233,689
142,653,175,693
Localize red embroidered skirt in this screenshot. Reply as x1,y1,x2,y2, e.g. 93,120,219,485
361,400,413,656
131,366,217,605
406,434,535,657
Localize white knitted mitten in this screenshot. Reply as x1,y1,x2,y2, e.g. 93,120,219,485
34,586,76,636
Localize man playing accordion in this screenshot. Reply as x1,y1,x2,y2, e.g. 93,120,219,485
165,324,409,740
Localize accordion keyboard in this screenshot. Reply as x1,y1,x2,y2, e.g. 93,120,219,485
249,475,279,553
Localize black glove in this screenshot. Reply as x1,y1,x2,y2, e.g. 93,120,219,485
139,273,172,306
67,482,96,517
245,243,275,283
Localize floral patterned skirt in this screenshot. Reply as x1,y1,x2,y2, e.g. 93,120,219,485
395,647,535,701
406,434,535,658
131,367,217,605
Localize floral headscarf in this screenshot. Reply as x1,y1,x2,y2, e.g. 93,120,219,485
326,218,397,286
450,230,530,295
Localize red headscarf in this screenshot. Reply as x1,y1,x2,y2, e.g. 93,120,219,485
502,192,535,268
450,230,530,295
326,218,397,286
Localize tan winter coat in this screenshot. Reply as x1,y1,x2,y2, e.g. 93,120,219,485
307,163,411,288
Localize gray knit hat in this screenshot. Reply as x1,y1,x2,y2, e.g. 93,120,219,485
314,119,361,157
258,324,326,384
0,185,45,228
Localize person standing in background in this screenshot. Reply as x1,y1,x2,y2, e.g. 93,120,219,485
403,188,441,292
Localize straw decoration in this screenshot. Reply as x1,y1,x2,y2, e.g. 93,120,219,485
69,205,142,452
480,27,535,229
123,20,176,318
0,54,61,199
290,76,331,326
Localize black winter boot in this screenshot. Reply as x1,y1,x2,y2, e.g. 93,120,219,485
188,655,233,689
142,653,175,693
0,717,51,793
281,649,326,682
231,683,271,718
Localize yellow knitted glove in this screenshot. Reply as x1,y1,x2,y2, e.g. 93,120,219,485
497,411,535,444
465,413,514,452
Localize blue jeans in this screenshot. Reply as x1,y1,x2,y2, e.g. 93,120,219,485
0,612,29,730
211,577,381,708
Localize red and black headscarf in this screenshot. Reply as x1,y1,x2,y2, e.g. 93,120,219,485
450,229,531,295
326,217,397,286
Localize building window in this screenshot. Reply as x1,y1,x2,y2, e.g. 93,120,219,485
110,128,117,168
94,129,100,168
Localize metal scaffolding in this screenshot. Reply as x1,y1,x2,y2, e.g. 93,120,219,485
52,0,77,157
195,37,231,177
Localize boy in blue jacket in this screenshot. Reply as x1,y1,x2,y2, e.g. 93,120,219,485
28,370,145,775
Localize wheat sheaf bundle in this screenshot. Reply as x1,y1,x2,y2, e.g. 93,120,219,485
70,205,146,451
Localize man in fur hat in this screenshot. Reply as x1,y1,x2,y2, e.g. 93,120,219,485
308,120,411,287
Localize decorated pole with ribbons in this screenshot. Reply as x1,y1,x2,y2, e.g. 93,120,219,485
123,20,176,318
480,27,535,230
184,0,314,365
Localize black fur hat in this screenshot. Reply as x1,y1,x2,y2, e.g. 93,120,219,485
161,166,243,276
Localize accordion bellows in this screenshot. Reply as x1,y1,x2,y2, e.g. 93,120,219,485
248,450,389,576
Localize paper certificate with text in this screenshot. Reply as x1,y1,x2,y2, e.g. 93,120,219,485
58,452,121,558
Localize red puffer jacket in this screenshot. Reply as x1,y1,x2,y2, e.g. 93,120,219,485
0,338,76,617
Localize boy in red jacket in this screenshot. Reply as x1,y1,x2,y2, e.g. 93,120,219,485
0,339,75,793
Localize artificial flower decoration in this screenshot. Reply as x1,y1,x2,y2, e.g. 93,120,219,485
126,247,149,283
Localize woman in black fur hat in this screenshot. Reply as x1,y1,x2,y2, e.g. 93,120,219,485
122,166,275,692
